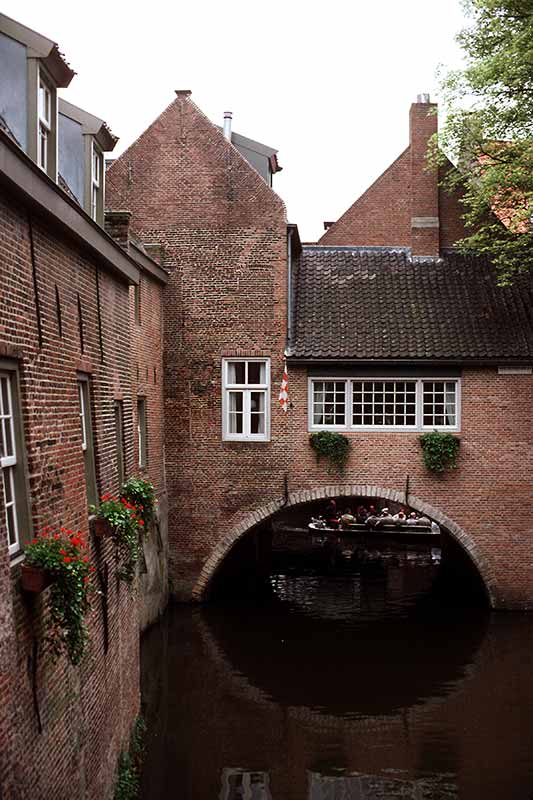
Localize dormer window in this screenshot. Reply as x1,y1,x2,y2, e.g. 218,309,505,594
38,78,51,171
91,143,101,220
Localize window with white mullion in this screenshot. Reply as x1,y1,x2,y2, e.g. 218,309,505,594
91,143,101,221
223,358,270,441
38,76,51,172
422,380,458,428
78,382,87,451
3,467,19,553
0,372,20,553
351,379,417,428
312,380,346,427
0,376,16,467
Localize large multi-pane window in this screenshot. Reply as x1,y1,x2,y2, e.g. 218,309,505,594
422,381,458,427
312,381,346,427
352,380,417,427
309,377,460,431
1,367,30,555
78,376,98,507
222,359,270,441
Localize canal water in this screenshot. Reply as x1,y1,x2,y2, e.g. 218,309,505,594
140,551,533,799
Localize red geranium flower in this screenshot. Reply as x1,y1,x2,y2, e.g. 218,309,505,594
63,557,72,563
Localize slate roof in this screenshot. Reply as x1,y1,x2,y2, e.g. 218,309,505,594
289,248,533,361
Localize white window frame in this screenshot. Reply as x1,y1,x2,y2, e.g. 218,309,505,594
308,376,461,433
78,381,87,451
38,75,51,172
222,358,270,441
1,372,21,555
137,396,147,469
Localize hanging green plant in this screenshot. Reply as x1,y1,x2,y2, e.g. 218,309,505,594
90,495,146,585
120,477,156,527
419,431,460,473
309,431,351,472
22,527,94,665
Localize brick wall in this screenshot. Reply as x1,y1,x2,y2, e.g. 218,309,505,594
106,92,291,599
106,92,533,610
105,209,169,629
0,191,141,799
319,102,469,253
130,265,168,629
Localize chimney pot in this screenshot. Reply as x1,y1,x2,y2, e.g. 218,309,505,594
175,89,192,97
223,111,232,142
416,93,431,104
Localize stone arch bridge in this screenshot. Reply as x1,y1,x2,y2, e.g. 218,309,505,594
192,483,501,607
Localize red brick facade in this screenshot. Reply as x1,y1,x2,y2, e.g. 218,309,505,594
0,170,163,796
106,92,291,599
319,100,469,255
104,92,533,611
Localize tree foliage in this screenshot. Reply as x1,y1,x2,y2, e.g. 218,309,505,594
436,0,533,283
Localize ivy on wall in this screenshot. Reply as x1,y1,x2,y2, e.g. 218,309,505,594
419,432,460,473
309,431,351,473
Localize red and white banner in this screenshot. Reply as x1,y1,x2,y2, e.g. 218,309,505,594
279,362,289,412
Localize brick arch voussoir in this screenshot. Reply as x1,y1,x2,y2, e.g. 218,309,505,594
191,484,496,605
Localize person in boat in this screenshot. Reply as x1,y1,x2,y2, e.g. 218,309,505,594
379,507,394,523
406,511,419,526
356,504,369,523
366,505,383,529
393,508,407,525
418,515,431,527
340,508,356,528
323,499,339,528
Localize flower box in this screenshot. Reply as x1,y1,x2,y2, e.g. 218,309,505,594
21,564,52,594
92,517,113,538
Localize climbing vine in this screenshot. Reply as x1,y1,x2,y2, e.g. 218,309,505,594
114,715,146,800
419,432,460,473
309,431,351,473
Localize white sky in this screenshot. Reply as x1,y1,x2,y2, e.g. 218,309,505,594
4,0,468,241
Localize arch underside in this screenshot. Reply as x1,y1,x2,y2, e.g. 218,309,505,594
192,484,496,605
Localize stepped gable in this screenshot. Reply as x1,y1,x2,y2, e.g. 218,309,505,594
289,248,533,361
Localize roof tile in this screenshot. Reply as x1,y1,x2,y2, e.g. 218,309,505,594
289,248,533,360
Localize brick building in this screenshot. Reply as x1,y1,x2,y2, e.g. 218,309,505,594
2,12,533,797
0,13,167,799
104,89,533,611
105,91,291,600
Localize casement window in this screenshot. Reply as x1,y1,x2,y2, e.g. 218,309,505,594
38,77,51,172
78,376,98,507
0,367,30,556
222,358,270,441
91,142,101,221
309,378,460,432
114,401,125,486
137,397,147,468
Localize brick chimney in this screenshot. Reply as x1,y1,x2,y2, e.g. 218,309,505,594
410,94,439,257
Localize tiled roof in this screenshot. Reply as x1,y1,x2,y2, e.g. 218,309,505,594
289,248,533,361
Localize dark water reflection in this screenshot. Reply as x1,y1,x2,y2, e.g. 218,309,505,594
140,561,533,799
